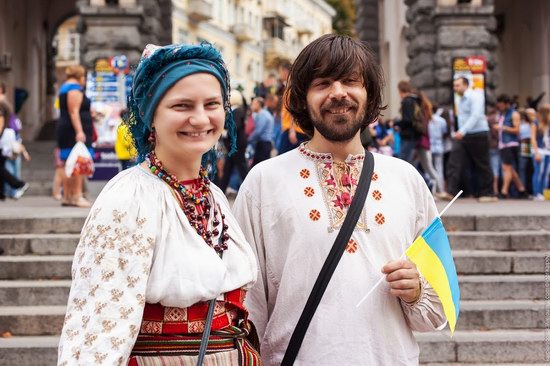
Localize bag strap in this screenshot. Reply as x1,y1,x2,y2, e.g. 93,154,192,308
281,150,375,366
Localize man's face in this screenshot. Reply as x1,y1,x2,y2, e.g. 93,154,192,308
496,101,508,112
251,99,261,112
453,79,468,96
306,72,367,142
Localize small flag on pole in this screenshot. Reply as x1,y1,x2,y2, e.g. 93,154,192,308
406,217,460,333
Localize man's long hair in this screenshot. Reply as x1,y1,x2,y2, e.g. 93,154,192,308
285,34,385,137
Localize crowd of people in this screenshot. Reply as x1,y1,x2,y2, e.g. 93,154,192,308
215,72,550,203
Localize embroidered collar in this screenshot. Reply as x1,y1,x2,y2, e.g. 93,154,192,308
298,142,365,163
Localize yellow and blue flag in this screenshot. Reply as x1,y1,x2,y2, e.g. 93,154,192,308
406,217,460,334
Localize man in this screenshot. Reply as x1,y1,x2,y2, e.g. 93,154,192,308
495,94,527,198
396,80,421,163
248,97,274,166
233,34,446,365
437,77,497,202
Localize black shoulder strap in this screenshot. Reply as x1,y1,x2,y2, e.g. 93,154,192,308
281,150,375,366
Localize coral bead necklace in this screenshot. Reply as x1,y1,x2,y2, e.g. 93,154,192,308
147,151,229,252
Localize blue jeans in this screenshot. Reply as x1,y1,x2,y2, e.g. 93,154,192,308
4,156,22,197
532,155,550,196
398,139,417,164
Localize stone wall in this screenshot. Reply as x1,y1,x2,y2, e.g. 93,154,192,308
405,0,498,106
77,0,172,68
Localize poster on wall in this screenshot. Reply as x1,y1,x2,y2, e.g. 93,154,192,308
86,56,133,180
452,56,486,116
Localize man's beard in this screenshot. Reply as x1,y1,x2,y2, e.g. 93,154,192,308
309,99,367,142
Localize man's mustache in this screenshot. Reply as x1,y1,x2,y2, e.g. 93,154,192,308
321,99,357,113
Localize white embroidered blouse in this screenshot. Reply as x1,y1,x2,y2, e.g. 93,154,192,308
58,165,257,366
233,145,447,366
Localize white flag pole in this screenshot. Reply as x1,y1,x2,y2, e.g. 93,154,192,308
355,190,463,308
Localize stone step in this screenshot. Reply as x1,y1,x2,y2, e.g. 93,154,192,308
454,250,547,274
443,215,550,232
0,217,85,235
458,300,545,330
0,256,72,280
449,230,550,251
0,336,58,366
0,234,80,256
0,306,65,336
416,329,546,363
459,275,544,300
0,330,545,365
0,280,71,306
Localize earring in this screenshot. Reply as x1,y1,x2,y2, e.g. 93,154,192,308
148,127,156,146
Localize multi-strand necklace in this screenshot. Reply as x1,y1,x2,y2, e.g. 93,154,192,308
147,151,229,252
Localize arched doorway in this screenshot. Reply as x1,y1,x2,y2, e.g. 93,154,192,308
0,0,77,140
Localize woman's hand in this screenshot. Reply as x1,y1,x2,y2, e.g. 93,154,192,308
75,131,86,143
534,151,541,163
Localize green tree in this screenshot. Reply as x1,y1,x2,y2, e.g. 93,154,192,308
326,0,356,37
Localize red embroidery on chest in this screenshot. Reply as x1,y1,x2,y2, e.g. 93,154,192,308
372,190,382,201
309,209,321,221
304,187,315,197
374,213,385,225
346,239,358,254
300,169,311,179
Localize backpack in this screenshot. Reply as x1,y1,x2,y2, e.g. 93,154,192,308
412,100,427,136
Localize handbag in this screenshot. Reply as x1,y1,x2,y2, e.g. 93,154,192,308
281,150,375,365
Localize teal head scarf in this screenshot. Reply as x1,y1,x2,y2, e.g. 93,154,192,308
126,43,236,167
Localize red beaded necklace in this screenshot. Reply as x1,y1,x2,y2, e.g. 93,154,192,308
147,151,229,252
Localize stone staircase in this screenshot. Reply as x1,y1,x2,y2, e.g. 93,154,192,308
418,214,550,365
0,209,549,365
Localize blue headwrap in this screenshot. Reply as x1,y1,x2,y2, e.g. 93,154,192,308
126,43,236,169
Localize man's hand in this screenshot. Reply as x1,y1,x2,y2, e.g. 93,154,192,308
382,259,421,304
454,131,464,141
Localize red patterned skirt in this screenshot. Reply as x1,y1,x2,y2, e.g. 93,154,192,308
128,289,262,366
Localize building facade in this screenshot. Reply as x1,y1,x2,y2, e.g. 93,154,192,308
0,0,334,140
356,0,550,119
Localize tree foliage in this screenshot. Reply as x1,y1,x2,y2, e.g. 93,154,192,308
326,0,357,37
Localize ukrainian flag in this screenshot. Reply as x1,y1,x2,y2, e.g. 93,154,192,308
406,217,460,334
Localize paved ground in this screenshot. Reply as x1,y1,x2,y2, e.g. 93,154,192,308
2,193,550,219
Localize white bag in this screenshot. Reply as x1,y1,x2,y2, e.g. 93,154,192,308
65,142,95,178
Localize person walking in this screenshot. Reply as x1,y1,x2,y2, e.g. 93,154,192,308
437,77,497,202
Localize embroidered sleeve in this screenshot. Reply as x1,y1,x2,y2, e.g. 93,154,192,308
58,200,157,366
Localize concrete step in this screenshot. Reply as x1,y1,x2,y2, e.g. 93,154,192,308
454,250,547,274
0,216,85,235
458,300,545,330
0,336,58,366
443,215,550,232
459,275,544,300
449,230,550,251
417,329,546,363
0,256,72,280
0,234,79,256
0,280,71,306
0,306,65,336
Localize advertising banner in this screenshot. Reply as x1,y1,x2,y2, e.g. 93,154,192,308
452,56,487,116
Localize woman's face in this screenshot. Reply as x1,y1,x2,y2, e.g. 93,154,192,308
152,72,225,162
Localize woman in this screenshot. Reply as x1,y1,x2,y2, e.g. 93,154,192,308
56,65,94,207
57,43,260,365
0,100,29,200
531,103,550,201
